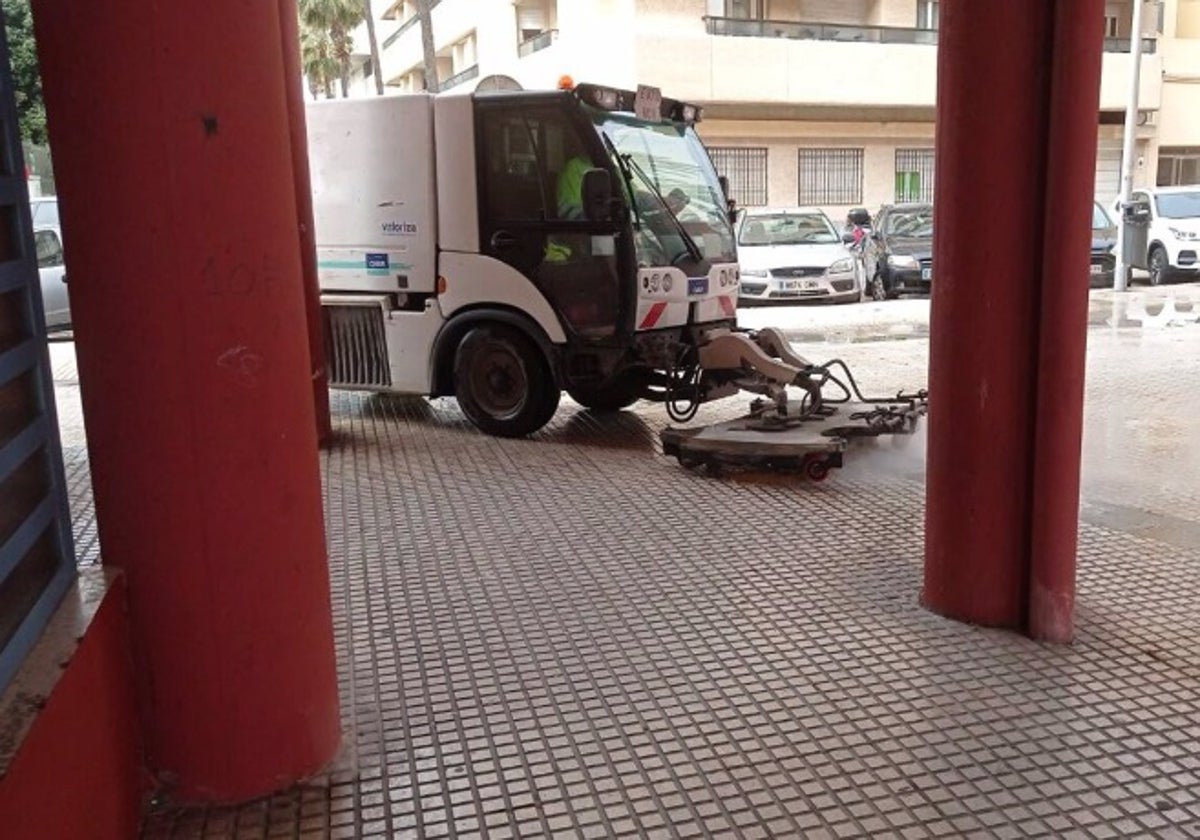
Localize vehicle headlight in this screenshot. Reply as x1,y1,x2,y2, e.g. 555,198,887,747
825,258,855,275
888,255,919,269
661,274,673,292
1169,227,1199,241
649,273,661,292
740,269,769,278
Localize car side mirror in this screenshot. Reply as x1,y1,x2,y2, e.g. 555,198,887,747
718,175,730,199
582,168,613,223
841,232,857,245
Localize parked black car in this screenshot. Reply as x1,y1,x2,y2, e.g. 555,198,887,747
1090,200,1117,288
863,203,934,300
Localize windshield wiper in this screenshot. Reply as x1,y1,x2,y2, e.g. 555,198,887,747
600,133,642,229
620,152,704,264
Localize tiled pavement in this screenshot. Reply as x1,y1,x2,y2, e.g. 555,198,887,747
48,292,1200,839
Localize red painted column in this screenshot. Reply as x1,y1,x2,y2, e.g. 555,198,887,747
924,1,1103,640
1029,0,1105,642
279,0,334,446
32,0,341,802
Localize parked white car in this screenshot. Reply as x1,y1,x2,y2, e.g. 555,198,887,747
1118,186,1200,286
735,207,862,304
35,226,70,330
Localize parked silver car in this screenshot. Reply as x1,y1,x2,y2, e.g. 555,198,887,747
735,207,862,304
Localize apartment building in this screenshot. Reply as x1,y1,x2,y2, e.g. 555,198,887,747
348,0,1200,218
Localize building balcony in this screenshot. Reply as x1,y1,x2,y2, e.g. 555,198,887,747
518,28,558,58
703,15,1157,54
439,64,479,92
635,16,1162,114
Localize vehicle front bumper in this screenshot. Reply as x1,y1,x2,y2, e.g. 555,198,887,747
884,266,931,295
738,273,858,303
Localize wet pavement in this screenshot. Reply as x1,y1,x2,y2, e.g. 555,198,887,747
44,287,1200,839
738,282,1200,344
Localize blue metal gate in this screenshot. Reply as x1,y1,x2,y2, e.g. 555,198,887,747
0,12,76,692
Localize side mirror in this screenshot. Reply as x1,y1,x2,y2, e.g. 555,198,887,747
718,175,730,199
841,232,857,245
582,168,613,222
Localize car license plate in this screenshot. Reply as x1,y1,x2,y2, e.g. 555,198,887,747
804,280,819,290
783,280,799,290
921,268,932,281
1090,264,1103,275
687,277,708,295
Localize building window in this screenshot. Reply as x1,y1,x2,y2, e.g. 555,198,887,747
516,0,557,47
708,147,768,207
450,31,477,74
797,148,863,206
724,0,764,20
895,148,935,203
1157,148,1200,186
917,0,939,30
1104,14,1120,37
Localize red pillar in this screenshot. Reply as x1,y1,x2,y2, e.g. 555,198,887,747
924,0,1104,641
1028,2,1106,642
32,0,341,802
279,0,334,446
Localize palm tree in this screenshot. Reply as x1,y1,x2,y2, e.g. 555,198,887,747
300,0,365,97
300,25,340,99
362,0,384,95
415,0,439,92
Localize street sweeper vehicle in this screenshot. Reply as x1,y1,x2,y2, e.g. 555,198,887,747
306,81,926,479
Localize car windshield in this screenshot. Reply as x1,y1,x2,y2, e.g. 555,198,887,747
1155,191,1200,220
738,212,838,246
591,110,736,266
1093,203,1112,229
31,200,59,227
885,207,934,237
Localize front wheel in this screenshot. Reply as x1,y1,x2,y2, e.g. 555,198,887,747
453,324,560,437
1148,246,1172,287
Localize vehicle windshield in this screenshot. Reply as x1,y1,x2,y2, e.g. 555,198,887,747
738,212,838,246
1155,191,1200,220
590,109,736,266
885,207,934,238
1093,203,1112,229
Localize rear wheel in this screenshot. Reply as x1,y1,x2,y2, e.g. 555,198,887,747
1148,245,1172,287
567,378,640,412
453,324,560,437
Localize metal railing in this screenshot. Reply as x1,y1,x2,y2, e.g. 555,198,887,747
1103,36,1158,54
382,0,442,50
439,64,479,92
704,16,937,45
704,16,1158,53
518,29,558,58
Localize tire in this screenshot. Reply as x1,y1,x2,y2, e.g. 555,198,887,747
567,378,639,412
453,324,560,437
1148,246,1172,287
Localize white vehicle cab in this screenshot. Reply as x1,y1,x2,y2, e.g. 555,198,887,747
1119,186,1200,285
307,81,745,437
735,208,861,304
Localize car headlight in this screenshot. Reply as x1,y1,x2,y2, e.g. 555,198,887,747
661,274,673,292
740,269,769,278
888,255,919,269
825,258,855,275
1169,227,1199,241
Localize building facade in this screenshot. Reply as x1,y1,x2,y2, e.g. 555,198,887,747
348,0,1200,218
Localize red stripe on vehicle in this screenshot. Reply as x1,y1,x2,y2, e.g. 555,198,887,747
638,302,668,330
719,295,736,317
